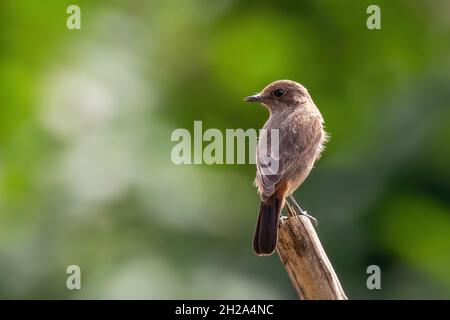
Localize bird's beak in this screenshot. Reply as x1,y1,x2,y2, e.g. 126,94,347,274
244,93,262,102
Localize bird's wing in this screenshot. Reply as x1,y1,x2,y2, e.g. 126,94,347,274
255,114,323,201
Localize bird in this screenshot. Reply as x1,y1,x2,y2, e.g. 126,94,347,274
245,80,328,256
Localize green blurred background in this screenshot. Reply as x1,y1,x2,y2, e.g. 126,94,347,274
1,0,450,299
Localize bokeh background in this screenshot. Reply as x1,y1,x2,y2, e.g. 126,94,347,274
1,0,450,299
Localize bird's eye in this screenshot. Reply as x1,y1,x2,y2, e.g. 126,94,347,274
273,89,285,97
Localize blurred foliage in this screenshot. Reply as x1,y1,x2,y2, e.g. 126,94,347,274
0,0,449,299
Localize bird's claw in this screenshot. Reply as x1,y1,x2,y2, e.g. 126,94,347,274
305,214,318,227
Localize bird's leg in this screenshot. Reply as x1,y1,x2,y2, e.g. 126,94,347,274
285,201,295,219
288,195,318,226
279,203,290,223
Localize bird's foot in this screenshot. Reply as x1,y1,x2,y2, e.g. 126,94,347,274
297,209,318,227
288,196,318,227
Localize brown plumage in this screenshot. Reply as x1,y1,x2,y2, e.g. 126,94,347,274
245,80,328,256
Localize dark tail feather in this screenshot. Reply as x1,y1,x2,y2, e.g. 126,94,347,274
253,196,282,256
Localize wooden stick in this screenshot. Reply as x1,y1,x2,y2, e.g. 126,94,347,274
276,203,348,300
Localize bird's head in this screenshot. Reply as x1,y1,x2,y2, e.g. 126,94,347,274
244,80,311,113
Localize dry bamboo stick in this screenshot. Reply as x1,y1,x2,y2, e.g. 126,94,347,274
276,203,348,300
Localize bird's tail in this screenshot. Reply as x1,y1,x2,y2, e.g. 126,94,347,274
253,195,283,256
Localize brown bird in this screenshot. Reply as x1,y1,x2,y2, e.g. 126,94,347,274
245,80,328,256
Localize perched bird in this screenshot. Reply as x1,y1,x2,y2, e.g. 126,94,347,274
245,80,328,256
